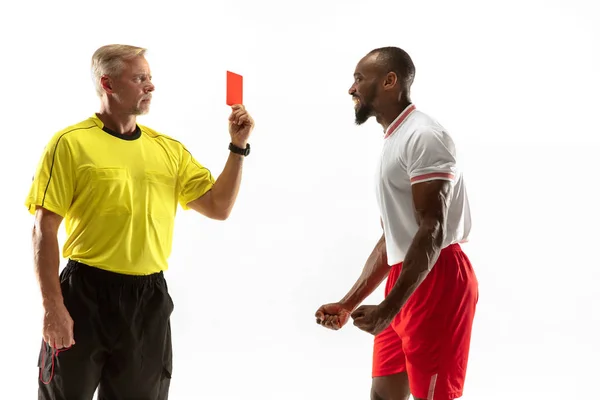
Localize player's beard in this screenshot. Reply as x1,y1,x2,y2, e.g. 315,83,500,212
355,101,374,125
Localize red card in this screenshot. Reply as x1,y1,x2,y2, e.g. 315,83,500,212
226,71,243,105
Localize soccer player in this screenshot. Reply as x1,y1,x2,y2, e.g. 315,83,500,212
315,47,478,400
26,44,254,400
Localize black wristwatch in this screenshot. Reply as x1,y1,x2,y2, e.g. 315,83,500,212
229,142,250,157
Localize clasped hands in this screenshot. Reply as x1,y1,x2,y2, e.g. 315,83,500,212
315,302,397,336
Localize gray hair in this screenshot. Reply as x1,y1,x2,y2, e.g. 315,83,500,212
91,44,147,96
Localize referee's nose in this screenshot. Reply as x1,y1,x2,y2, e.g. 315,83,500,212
145,81,155,93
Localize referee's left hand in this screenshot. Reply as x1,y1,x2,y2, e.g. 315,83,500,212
228,105,254,148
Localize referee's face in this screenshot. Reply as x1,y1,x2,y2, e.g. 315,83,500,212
112,56,155,116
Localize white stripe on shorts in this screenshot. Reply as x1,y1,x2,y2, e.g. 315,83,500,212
427,373,438,400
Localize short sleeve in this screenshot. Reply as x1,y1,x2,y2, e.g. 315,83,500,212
177,148,215,210
405,128,457,185
25,133,76,217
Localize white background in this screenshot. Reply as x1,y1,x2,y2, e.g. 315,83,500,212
1,0,599,398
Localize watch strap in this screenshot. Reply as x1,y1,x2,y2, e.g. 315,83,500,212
229,142,250,156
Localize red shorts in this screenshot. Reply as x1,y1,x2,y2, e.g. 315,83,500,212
372,243,478,400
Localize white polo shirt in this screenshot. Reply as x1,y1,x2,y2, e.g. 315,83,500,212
375,104,471,266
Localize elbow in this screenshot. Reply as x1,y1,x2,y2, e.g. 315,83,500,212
434,222,445,248
213,212,230,221
211,206,232,221
414,219,445,273
31,225,40,248
421,217,445,248
32,222,46,242
205,194,233,221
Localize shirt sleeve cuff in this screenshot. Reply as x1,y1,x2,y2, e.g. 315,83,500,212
410,172,455,185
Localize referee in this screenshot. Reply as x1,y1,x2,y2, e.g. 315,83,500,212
26,44,254,400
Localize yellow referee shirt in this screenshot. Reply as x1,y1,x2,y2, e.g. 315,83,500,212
25,114,215,275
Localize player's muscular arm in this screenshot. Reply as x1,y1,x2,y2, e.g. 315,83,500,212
339,232,391,311
379,180,451,315
187,152,244,220
32,207,64,307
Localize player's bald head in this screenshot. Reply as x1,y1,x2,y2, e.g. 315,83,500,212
362,46,416,93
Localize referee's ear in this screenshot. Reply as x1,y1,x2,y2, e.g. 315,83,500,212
100,75,114,94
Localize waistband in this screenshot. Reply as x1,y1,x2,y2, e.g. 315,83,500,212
444,242,462,252
391,242,463,268
65,259,165,286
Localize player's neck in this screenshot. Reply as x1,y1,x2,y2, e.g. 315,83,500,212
377,99,412,133
96,108,138,136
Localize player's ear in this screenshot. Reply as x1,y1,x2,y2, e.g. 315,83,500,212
383,72,398,90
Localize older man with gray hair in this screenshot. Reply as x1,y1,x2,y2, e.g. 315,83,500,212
27,44,254,399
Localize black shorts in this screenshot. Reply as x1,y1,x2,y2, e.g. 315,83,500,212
37,260,174,400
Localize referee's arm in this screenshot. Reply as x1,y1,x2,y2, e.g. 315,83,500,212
186,150,245,221
32,206,64,308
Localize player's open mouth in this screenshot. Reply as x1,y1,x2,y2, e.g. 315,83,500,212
353,97,360,107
